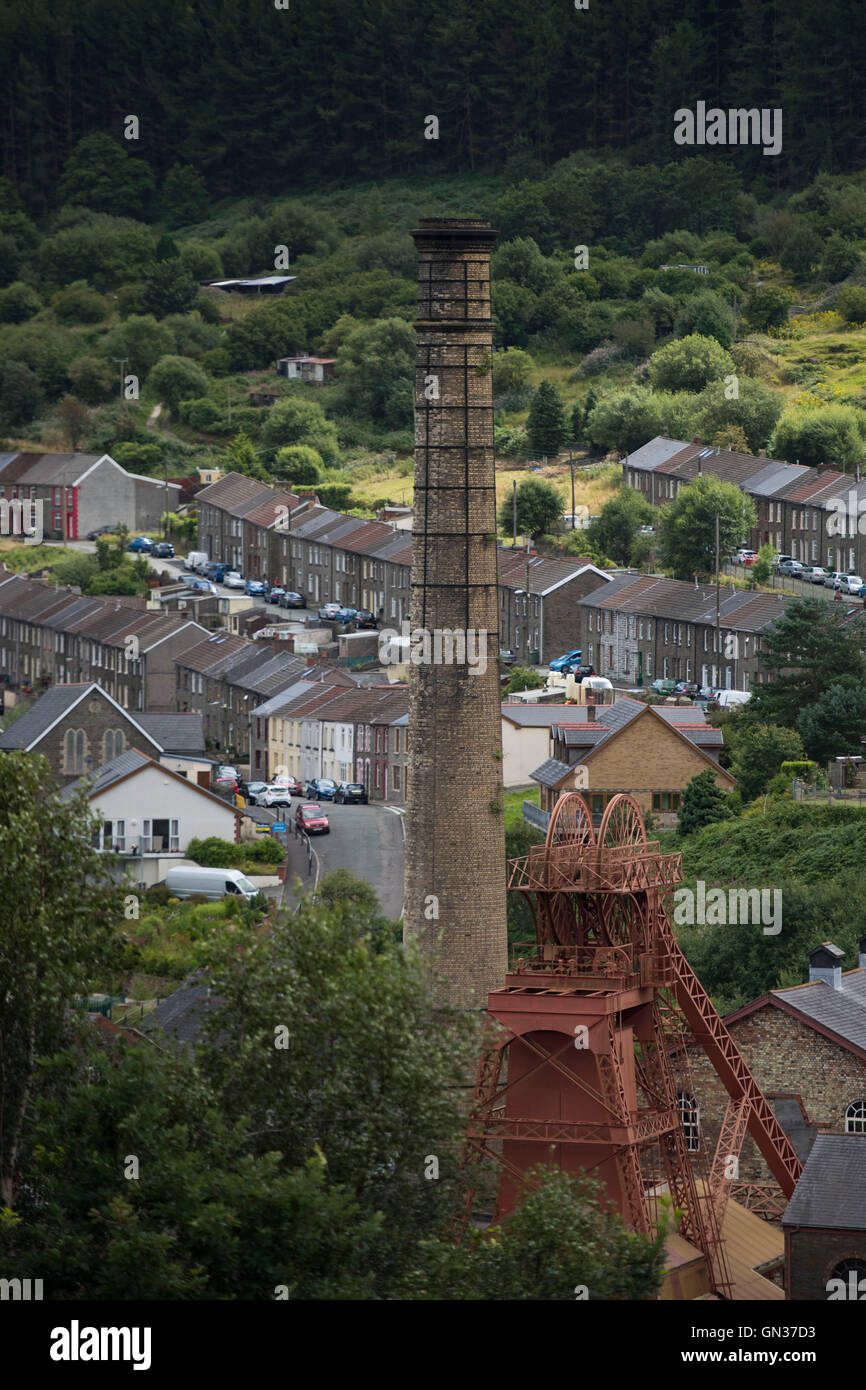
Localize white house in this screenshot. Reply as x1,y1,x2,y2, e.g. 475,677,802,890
60,748,242,887
501,703,569,787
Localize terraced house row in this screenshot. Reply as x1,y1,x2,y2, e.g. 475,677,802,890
195,472,610,664
625,435,866,572
574,573,862,691
0,569,206,710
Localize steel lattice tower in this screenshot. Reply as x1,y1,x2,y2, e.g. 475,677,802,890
403,219,508,1008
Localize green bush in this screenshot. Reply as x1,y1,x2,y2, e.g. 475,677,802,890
187,836,244,867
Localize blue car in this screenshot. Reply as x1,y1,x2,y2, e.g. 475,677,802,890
189,578,218,596
245,579,267,596
549,648,583,673
127,536,154,553
267,586,286,603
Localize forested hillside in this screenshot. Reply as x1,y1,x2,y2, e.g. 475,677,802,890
2,0,866,208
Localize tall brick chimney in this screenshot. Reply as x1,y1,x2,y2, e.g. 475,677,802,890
403,218,508,1008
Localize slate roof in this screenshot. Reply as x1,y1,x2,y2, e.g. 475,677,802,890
0,683,95,749
773,969,866,1056
58,747,152,797
783,1135,866,1230
141,974,224,1048
136,713,205,755
531,757,573,788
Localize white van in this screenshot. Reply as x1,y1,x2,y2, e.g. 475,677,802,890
164,866,259,901
184,550,209,572
715,689,752,709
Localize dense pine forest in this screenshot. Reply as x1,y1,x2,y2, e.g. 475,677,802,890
3,0,866,209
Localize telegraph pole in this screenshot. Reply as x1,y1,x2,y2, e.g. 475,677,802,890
715,511,721,687
512,478,517,550
570,454,575,528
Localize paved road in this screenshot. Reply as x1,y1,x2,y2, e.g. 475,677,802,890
251,799,405,919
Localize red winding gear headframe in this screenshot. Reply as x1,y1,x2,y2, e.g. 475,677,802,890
459,793,801,1298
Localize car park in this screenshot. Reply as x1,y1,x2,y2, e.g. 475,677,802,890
153,541,175,559
245,579,267,596
276,590,305,609
549,649,583,672
295,802,330,834
189,577,219,595
335,781,368,804
222,571,244,588
127,536,154,552
305,777,337,800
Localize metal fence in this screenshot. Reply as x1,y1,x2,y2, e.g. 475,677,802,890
522,801,550,833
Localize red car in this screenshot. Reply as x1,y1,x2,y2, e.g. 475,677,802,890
295,802,330,835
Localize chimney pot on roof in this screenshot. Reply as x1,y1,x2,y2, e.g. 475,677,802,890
808,941,844,989
586,703,596,722
693,436,703,445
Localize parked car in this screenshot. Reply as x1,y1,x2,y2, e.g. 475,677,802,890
217,764,239,780
276,590,305,609
244,781,268,804
189,578,219,595
335,781,368,804
801,566,830,584
153,541,175,559
824,570,847,589
164,867,259,902
305,777,337,801
205,562,230,581
318,603,344,620
734,548,757,565
549,649,583,672
278,777,303,796
215,775,239,795
86,523,122,540
259,783,293,807
127,536,154,552
650,678,677,695
564,663,595,680
295,802,330,834
499,648,516,666
674,681,700,696
351,608,377,629
691,686,720,704
184,550,209,572
836,574,864,595
266,586,286,604
246,579,267,596
223,571,245,588
775,559,803,576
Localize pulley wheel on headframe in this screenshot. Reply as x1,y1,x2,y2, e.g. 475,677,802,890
544,791,596,851
597,793,647,852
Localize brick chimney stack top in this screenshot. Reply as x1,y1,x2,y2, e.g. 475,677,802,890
808,940,844,989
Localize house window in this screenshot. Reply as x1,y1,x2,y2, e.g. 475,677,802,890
391,763,401,790
845,1101,866,1134
652,792,681,813
678,1091,700,1152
